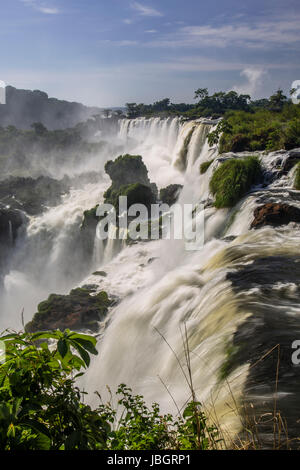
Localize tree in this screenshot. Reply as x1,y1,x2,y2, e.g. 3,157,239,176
269,89,287,112
102,109,112,118
31,122,47,135
194,88,209,102
125,103,139,118
152,98,170,112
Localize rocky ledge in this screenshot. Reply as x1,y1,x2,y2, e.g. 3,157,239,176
251,203,300,229
25,286,113,333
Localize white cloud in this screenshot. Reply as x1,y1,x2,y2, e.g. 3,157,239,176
20,0,60,14
99,39,138,47
232,68,267,96
146,13,300,49
145,29,157,33
38,7,59,14
131,2,163,17
123,18,134,24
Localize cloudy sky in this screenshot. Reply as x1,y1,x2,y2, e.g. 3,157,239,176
0,0,299,106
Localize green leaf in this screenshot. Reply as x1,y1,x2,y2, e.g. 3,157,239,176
65,431,82,450
22,419,51,438
57,339,68,358
68,332,97,347
34,432,51,450
71,343,90,367
70,338,98,356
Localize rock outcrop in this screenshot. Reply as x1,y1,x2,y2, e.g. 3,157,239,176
282,149,300,173
251,203,300,229
159,184,183,206
0,176,68,215
26,286,113,333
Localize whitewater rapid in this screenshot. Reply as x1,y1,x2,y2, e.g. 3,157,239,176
1,116,300,444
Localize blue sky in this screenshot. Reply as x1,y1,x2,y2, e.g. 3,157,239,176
0,0,299,106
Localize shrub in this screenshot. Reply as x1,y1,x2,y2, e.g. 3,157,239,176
209,156,262,208
213,104,300,153
200,160,214,174
0,330,106,450
0,330,219,450
159,184,183,205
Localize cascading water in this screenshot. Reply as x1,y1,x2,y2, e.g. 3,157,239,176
1,116,300,444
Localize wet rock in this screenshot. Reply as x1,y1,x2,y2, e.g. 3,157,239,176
92,271,107,277
251,203,300,229
282,149,300,173
159,184,183,206
26,287,113,333
0,204,27,288
0,204,24,244
0,176,68,215
104,154,152,189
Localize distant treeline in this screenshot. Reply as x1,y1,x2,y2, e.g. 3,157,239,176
125,88,295,120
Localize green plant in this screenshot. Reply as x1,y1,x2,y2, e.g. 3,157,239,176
0,329,108,450
96,385,219,450
0,328,220,451
209,156,262,208
294,162,300,190
200,160,214,174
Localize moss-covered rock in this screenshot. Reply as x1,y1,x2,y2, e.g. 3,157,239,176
81,204,99,229
104,154,151,189
26,286,113,333
92,271,107,277
0,176,68,215
104,154,158,205
159,184,183,206
209,156,262,208
200,160,214,174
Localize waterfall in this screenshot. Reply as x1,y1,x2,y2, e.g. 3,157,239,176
2,115,300,444
8,220,13,246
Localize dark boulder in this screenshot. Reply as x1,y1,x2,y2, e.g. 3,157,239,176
159,184,183,206
26,287,113,333
0,204,24,245
282,149,300,173
0,176,68,215
251,203,300,229
105,154,151,189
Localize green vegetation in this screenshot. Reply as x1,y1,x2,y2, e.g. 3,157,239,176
125,88,300,155
125,90,252,119
219,342,240,381
81,205,99,228
207,91,300,153
159,184,183,206
104,183,156,212
0,330,219,450
0,330,103,450
103,154,157,211
200,160,214,174
295,162,300,190
104,154,151,189
209,156,262,208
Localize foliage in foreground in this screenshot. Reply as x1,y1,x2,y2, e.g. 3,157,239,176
0,330,219,450
209,156,262,208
